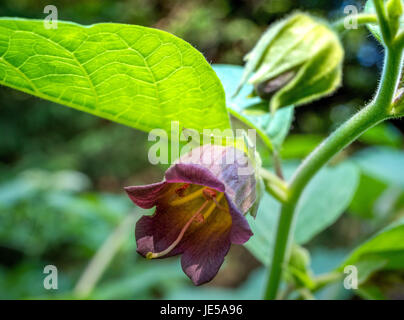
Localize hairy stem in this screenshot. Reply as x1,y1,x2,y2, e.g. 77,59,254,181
264,44,403,300
260,167,288,203
373,0,393,45
332,13,378,33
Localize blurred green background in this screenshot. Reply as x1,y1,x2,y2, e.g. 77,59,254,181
1,0,404,300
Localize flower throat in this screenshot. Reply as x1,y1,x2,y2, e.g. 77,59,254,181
146,185,226,259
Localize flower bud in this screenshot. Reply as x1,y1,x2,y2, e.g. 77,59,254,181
237,13,344,113
286,244,315,289
387,0,403,18
387,0,403,37
289,244,310,272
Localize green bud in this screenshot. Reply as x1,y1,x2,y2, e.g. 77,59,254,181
387,0,404,37
237,13,344,113
289,244,311,272
387,0,403,19
285,244,315,289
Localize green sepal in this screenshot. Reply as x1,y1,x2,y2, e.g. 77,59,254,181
237,13,344,113
242,131,265,218
270,44,343,113
249,176,264,218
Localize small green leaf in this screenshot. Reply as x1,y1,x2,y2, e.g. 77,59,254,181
353,147,404,188
212,64,261,113
0,18,230,134
245,162,359,265
255,107,295,150
342,218,404,271
213,64,294,150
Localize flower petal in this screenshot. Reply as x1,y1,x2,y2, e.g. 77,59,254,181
165,163,225,192
136,203,190,258
135,182,208,258
124,181,167,209
181,231,231,285
173,144,256,214
125,145,256,285
165,163,253,245
179,204,233,285
225,194,254,245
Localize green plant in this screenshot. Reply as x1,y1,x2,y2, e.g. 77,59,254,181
1,0,404,299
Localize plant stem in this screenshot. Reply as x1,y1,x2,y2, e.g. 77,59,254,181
74,212,138,298
298,288,316,300
332,13,378,33
313,272,343,291
260,167,288,203
373,0,393,45
263,44,404,300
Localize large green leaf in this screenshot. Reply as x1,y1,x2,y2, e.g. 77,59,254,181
245,162,359,265
281,134,324,159
245,191,279,264
0,19,230,134
349,173,387,219
353,147,404,188
294,162,359,244
359,123,403,148
246,163,359,264
342,218,404,271
212,64,294,150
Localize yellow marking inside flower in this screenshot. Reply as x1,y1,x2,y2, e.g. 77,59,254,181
146,186,229,260
169,186,205,206
146,199,210,259
203,193,225,220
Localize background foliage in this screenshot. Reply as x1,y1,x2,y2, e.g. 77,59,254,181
1,0,404,299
